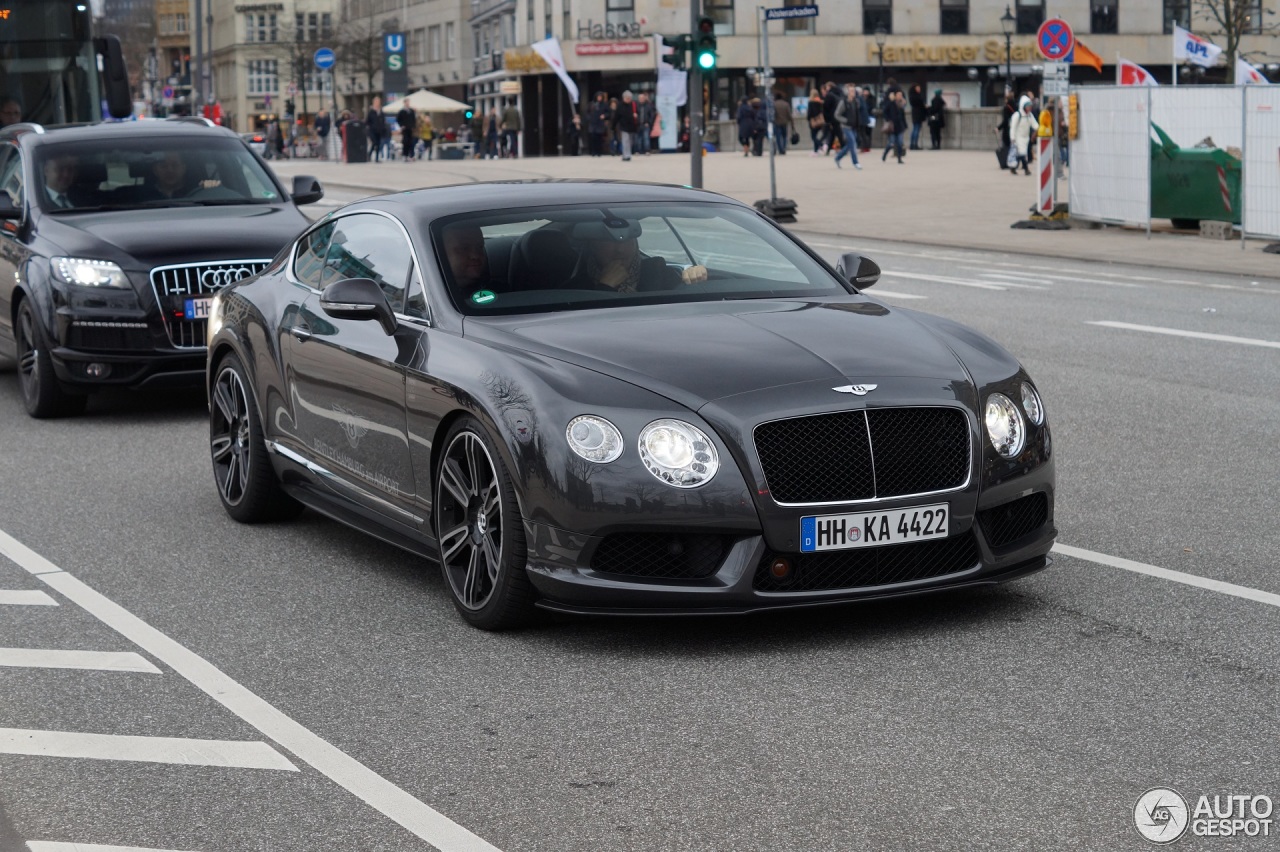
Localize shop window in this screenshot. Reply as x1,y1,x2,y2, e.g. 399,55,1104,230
1162,0,1189,33
1015,0,1044,34
705,0,735,36
1090,0,1118,33
864,0,892,36
940,0,968,35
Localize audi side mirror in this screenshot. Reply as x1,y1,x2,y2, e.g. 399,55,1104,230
319,277,397,336
837,252,881,289
291,175,324,206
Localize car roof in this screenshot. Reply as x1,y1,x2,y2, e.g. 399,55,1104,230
344,180,748,222
1,119,242,148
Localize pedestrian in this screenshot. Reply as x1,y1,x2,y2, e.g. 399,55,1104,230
617,90,638,161
263,118,278,160
365,96,386,162
564,112,583,156
772,90,791,155
881,90,906,163
806,89,825,154
636,93,655,155
908,83,926,150
750,97,768,156
485,107,500,159
588,92,609,157
997,90,1016,169
821,82,841,155
337,109,352,161
500,99,521,158
1010,93,1035,175
417,112,434,160
832,83,862,170
314,109,331,160
396,102,417,161
607,97,621,155
736,96,754,157
927,89,946,150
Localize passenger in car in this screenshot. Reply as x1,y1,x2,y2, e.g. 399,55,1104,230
569,219,708,293
41,154,95,209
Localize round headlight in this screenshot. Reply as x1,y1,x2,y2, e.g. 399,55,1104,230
985,393,1026,459
1020,381,1044,426
566,415,623,463
638,419,719,488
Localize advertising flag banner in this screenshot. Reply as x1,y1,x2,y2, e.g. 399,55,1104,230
1236,57,1271,85
1118,58,1159,86
1073,39,1104,73
1172,25,1223,68
531,37,579,104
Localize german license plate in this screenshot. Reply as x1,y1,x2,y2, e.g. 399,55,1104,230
800,503,949,552
184,297,213,320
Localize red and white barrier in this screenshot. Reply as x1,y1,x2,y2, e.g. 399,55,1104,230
1037,135,1056,215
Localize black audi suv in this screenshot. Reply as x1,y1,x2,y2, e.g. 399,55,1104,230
0,118,323,417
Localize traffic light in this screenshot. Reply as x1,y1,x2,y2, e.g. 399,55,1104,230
285,99,295,116
695,16,717,71
661,34,689,71
465,108,474,120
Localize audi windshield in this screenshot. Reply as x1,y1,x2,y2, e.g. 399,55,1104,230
35,135,284,213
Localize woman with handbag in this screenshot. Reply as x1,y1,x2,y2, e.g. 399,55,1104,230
806,89,825,155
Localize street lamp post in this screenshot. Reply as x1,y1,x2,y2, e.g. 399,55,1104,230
874,26,887,100
1000,6,1015,95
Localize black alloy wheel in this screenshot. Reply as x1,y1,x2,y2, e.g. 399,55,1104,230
15,299,85,418
435,417,534,630
210,354,302,523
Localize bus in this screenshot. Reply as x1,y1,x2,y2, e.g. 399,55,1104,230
0,0,132,126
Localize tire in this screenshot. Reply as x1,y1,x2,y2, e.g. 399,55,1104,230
435,417,535,630
15,299,85,418
209,353,303,523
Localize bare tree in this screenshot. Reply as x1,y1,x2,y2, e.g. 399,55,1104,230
1194,0,1278,81
98,4,157,99
337,0,385,100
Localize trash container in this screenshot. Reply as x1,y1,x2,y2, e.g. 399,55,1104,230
343,120,367,164
1149,123,1242,228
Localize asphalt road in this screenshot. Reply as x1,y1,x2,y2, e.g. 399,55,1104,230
1,236,1278,852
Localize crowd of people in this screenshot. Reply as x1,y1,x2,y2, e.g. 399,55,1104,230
802,78,949,169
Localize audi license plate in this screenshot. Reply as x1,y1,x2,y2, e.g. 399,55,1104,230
184,297,213,320
800,503,948,552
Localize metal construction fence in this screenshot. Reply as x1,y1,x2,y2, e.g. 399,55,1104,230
1070,85,1279,242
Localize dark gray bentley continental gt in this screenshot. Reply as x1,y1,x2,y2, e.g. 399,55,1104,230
206,181,1055,629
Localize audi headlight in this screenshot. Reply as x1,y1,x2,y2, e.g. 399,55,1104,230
984,393,1026,459
52,257,130,288
566,415,623,463
1020,381,1044,426
638,419,719,488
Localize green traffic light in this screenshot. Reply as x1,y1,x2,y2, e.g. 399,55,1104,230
697,51,715,70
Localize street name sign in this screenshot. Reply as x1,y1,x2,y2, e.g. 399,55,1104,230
765,5,818,20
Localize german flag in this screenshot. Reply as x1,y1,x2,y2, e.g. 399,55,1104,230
1074,39,1104,73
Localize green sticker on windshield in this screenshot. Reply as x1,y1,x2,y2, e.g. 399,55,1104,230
471,290,496,304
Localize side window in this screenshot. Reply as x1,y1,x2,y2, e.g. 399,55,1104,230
322,214,413,313
405,259,427,319
0,147,24,210
293,221,334,288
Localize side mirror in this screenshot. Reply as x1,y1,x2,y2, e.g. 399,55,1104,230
319,277,397,335
0,195,22,220
836,252,881,289
95,36,133,120
291,175,324,205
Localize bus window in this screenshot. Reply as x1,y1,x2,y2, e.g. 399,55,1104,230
0,1,120,125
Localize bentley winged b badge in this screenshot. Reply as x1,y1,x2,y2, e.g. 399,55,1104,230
833,384,878,396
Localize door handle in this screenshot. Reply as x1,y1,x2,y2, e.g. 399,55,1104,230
290,324,311,342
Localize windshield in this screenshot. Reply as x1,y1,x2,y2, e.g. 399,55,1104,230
0,1,102,125
433,202,850,315
35,135,284,213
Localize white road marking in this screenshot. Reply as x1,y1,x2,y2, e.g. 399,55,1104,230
866,289,926,300
0,648,161,674
0,529,504,852
1053,544,1280,609
880,272,1008,291
1086,321,1280,350
977,269,1143,288
28,841,199,851
0,590,57,606
0,729,297,771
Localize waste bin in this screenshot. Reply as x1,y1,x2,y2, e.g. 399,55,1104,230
343,120,367,164
1149,123,1242,228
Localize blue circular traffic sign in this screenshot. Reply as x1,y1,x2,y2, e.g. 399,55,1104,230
1036,18,1074,61
314,47,336,70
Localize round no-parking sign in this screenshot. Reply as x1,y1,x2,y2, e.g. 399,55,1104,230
1036,18,1075,61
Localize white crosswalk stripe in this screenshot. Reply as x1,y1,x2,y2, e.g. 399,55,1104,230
27,843,201,852
0,648,161,673
0,728,298,771
0,589,58,606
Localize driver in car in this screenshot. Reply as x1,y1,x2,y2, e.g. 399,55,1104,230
143,151,201,200
570,219,707,293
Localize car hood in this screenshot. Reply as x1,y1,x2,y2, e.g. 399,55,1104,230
42,205,306,270
469,297,975,411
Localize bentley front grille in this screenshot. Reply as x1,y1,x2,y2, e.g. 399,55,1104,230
753,531,980,592
754,407,970,504
590,533,731,581
149,260,271,349
977,492,1049,548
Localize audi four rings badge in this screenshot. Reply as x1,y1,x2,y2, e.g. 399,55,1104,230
833,384,878,395
200,267,255,288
